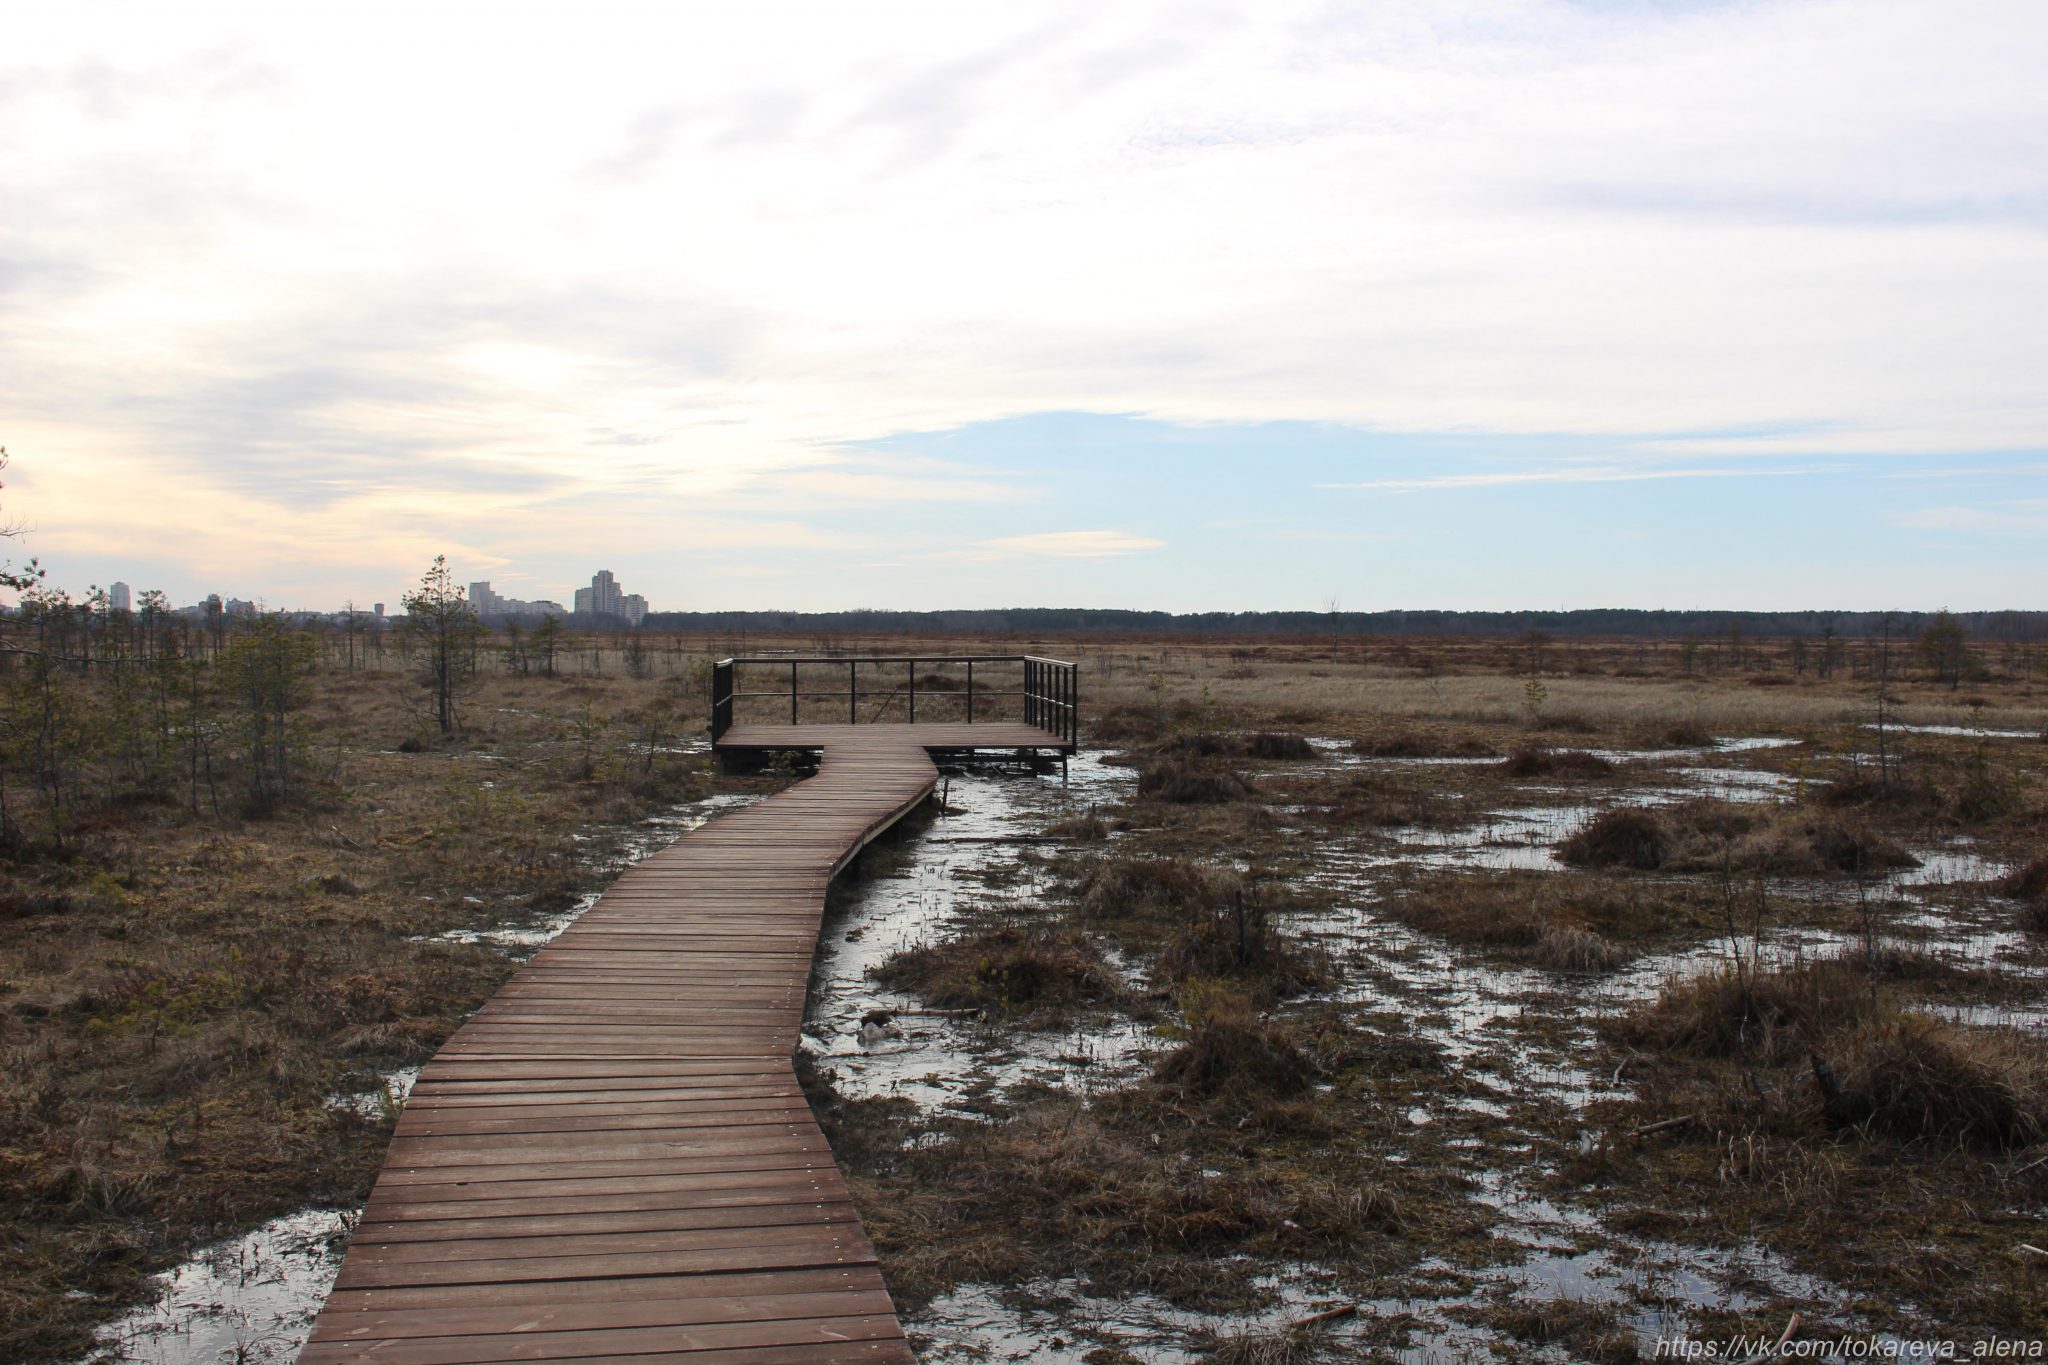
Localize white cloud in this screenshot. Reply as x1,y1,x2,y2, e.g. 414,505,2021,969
3,1,2045,603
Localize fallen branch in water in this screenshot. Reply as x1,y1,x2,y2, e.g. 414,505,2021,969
1733,1312,1800,1364
1633,1113,1696,1137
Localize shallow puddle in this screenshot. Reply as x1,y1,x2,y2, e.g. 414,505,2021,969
802,750,1147,1111
80,785,766,1364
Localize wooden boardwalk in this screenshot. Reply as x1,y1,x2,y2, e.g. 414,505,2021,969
301,727,1019,1364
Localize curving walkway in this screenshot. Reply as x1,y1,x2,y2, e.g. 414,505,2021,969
300,732,947,1364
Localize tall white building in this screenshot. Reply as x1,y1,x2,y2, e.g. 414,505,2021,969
573,570,644,621
108,581,131,612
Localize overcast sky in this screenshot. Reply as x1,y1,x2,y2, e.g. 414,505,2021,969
3,1,2043,612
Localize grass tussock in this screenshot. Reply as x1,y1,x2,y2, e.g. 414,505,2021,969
1154,893,1334,1001
1246,731,1317,761
1146,730,1317,763
2000,854,2048,931
1152,993,1316,1107
1075,854,1243,922
1312,773,1455,829
1609,959,1881,1066
1824,1012,2048,1149
1531,923,1630,972
1559,801,1917,876
2000,855,2048,901
1045,807,1113,841
1350,730,1498,758
1501,747,1617,779
1637,720,1718,749
1558,808,1668,870
1138,756,1255,804
874,925,1126,1017
1610,956,2048,1151
1381,870,1684,966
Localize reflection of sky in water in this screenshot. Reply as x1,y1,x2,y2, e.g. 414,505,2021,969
804,750,1152,1111
79,1208,357,1364
87,731,2035,1363
83,786,763,1364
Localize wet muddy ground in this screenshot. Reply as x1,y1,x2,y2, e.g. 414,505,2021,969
803,727,2045,1361
84,723,2046,1363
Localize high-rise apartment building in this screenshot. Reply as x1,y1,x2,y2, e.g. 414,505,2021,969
572,570,644,622
108,581,131,612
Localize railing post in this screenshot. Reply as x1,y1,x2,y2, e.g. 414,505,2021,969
711,659,733,741
966,660,974,724
1069,663,1077,745
908,660,916,723
790,660,798,725
849,660,858,724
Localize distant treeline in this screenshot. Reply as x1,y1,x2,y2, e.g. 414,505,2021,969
640,608,2048,641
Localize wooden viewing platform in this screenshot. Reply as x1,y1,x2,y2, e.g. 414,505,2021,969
299,659,1075,1363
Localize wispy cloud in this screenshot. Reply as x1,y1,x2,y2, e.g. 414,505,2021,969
1320,465,1820,493
968,529,1165,559
1895,502,2048,535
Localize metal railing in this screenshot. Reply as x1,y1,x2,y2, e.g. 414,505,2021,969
710,654,1077,747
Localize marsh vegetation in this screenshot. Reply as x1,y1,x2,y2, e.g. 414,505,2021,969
4,602,2045,1361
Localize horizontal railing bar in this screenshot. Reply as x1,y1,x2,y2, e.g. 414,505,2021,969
729,690,1032,700
721,654,1074,667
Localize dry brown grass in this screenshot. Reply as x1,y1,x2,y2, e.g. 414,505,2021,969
1350,729,1498,758
1381,869,1706,965
1151,988,1316,1107
1501,747,1617,779
875,924,1127,1017
2002,855,2048,900
1560,801,1917,876
1609,959,1881,1066
1826,1012,2048,1149
2002,856,2048,934
1138,756,1256,804
1075,853,1244,922
0,660,732,1360
1301,772,1458,829
1611,956,2048,1151
1558,808,1669,869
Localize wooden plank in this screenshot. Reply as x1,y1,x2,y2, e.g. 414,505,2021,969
299,728,990,1361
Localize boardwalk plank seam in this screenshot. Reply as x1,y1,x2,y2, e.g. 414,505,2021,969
299,723,1067,1364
